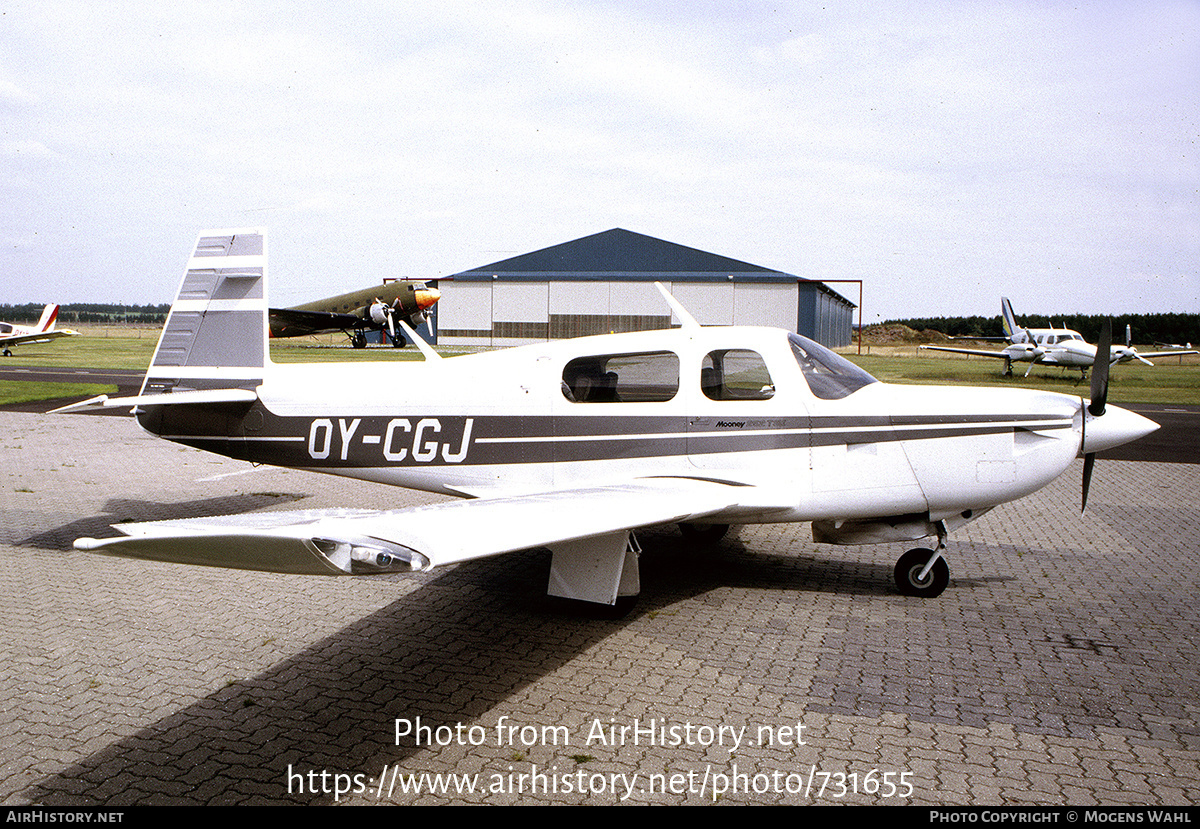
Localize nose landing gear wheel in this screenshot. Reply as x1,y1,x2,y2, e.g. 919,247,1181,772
894,548,949,597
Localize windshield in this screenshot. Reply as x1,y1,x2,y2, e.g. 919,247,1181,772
788,333,877,400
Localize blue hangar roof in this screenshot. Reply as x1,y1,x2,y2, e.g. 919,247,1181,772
451,228,817,286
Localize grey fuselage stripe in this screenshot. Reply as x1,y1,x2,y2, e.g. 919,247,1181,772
140,405,1073,469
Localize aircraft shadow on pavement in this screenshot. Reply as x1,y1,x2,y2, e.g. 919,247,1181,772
25,528,946,806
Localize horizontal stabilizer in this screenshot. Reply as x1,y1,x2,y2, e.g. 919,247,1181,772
51,387,258,414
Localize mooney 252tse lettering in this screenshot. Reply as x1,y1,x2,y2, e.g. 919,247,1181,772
63,230,1157,603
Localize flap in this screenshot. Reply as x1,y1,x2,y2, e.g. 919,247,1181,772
74,478,741,575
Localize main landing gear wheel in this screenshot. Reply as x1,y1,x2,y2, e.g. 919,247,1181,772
894,548,949,598
350,331,367,349
678,523,730,546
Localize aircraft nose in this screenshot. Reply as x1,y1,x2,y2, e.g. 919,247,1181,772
1079,403,1158,455
415,287,441,310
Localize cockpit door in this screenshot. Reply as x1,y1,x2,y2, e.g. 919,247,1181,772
686,345,810,475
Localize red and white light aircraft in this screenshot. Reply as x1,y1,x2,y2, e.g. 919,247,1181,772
64,230,1157,603
1,304,80,356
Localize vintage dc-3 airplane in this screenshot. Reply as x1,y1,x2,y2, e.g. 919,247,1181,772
919,298,1197,378
269,280,440,348
62,230,1157,604
2,304,80,357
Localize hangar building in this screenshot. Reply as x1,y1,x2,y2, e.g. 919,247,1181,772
433,229,855,349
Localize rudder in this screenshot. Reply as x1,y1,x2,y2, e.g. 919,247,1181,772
1000,297,1019,341
36,305,59,332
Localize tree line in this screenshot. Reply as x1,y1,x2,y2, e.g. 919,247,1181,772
0,303,172,325
884,312,1199,346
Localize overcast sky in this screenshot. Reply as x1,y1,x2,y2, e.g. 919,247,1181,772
2,1,1197,321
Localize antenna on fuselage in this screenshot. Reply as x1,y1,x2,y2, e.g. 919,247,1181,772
398,320,442,361
654,282,700,330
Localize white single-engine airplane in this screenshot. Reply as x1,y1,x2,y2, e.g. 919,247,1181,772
62,230,1157,603
919,298,1197,378
1,304,80,356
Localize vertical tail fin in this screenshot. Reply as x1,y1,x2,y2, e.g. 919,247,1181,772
141,229,269,396
37,304,59,332
1000,297,1019,342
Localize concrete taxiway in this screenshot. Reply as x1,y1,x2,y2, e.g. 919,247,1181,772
1,410,1197,805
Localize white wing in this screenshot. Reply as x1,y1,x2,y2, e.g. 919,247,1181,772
1,329,80,346
1134,349,1198,359
919,345,1011,359
75,478,741,576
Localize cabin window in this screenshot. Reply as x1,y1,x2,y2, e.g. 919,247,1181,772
701,349,775,400
788,333,877,400
562,351,679,403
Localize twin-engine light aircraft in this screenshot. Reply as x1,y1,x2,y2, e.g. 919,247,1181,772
269,280,440,348
919,297,1197,377
1,304,80,356
63,230,1157,604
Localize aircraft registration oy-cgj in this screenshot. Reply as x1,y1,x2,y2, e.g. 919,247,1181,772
1,304,80,356
62,230,1158,603
919,297,1198,378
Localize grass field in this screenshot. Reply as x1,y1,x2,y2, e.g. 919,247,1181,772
3,325,1198,406
851,344,1200,406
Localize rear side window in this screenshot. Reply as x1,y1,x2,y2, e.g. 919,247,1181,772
562,351,679,403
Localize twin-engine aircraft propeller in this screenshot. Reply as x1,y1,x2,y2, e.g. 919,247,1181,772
1117,324,1155,366
369,299,407,348
1020,327,1047,377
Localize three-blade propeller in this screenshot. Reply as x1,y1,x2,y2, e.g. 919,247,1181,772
1080,318,1112,511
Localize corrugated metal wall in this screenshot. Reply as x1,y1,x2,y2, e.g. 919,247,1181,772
438,279,840,347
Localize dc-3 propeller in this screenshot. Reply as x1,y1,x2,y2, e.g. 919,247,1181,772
369,299,417,348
